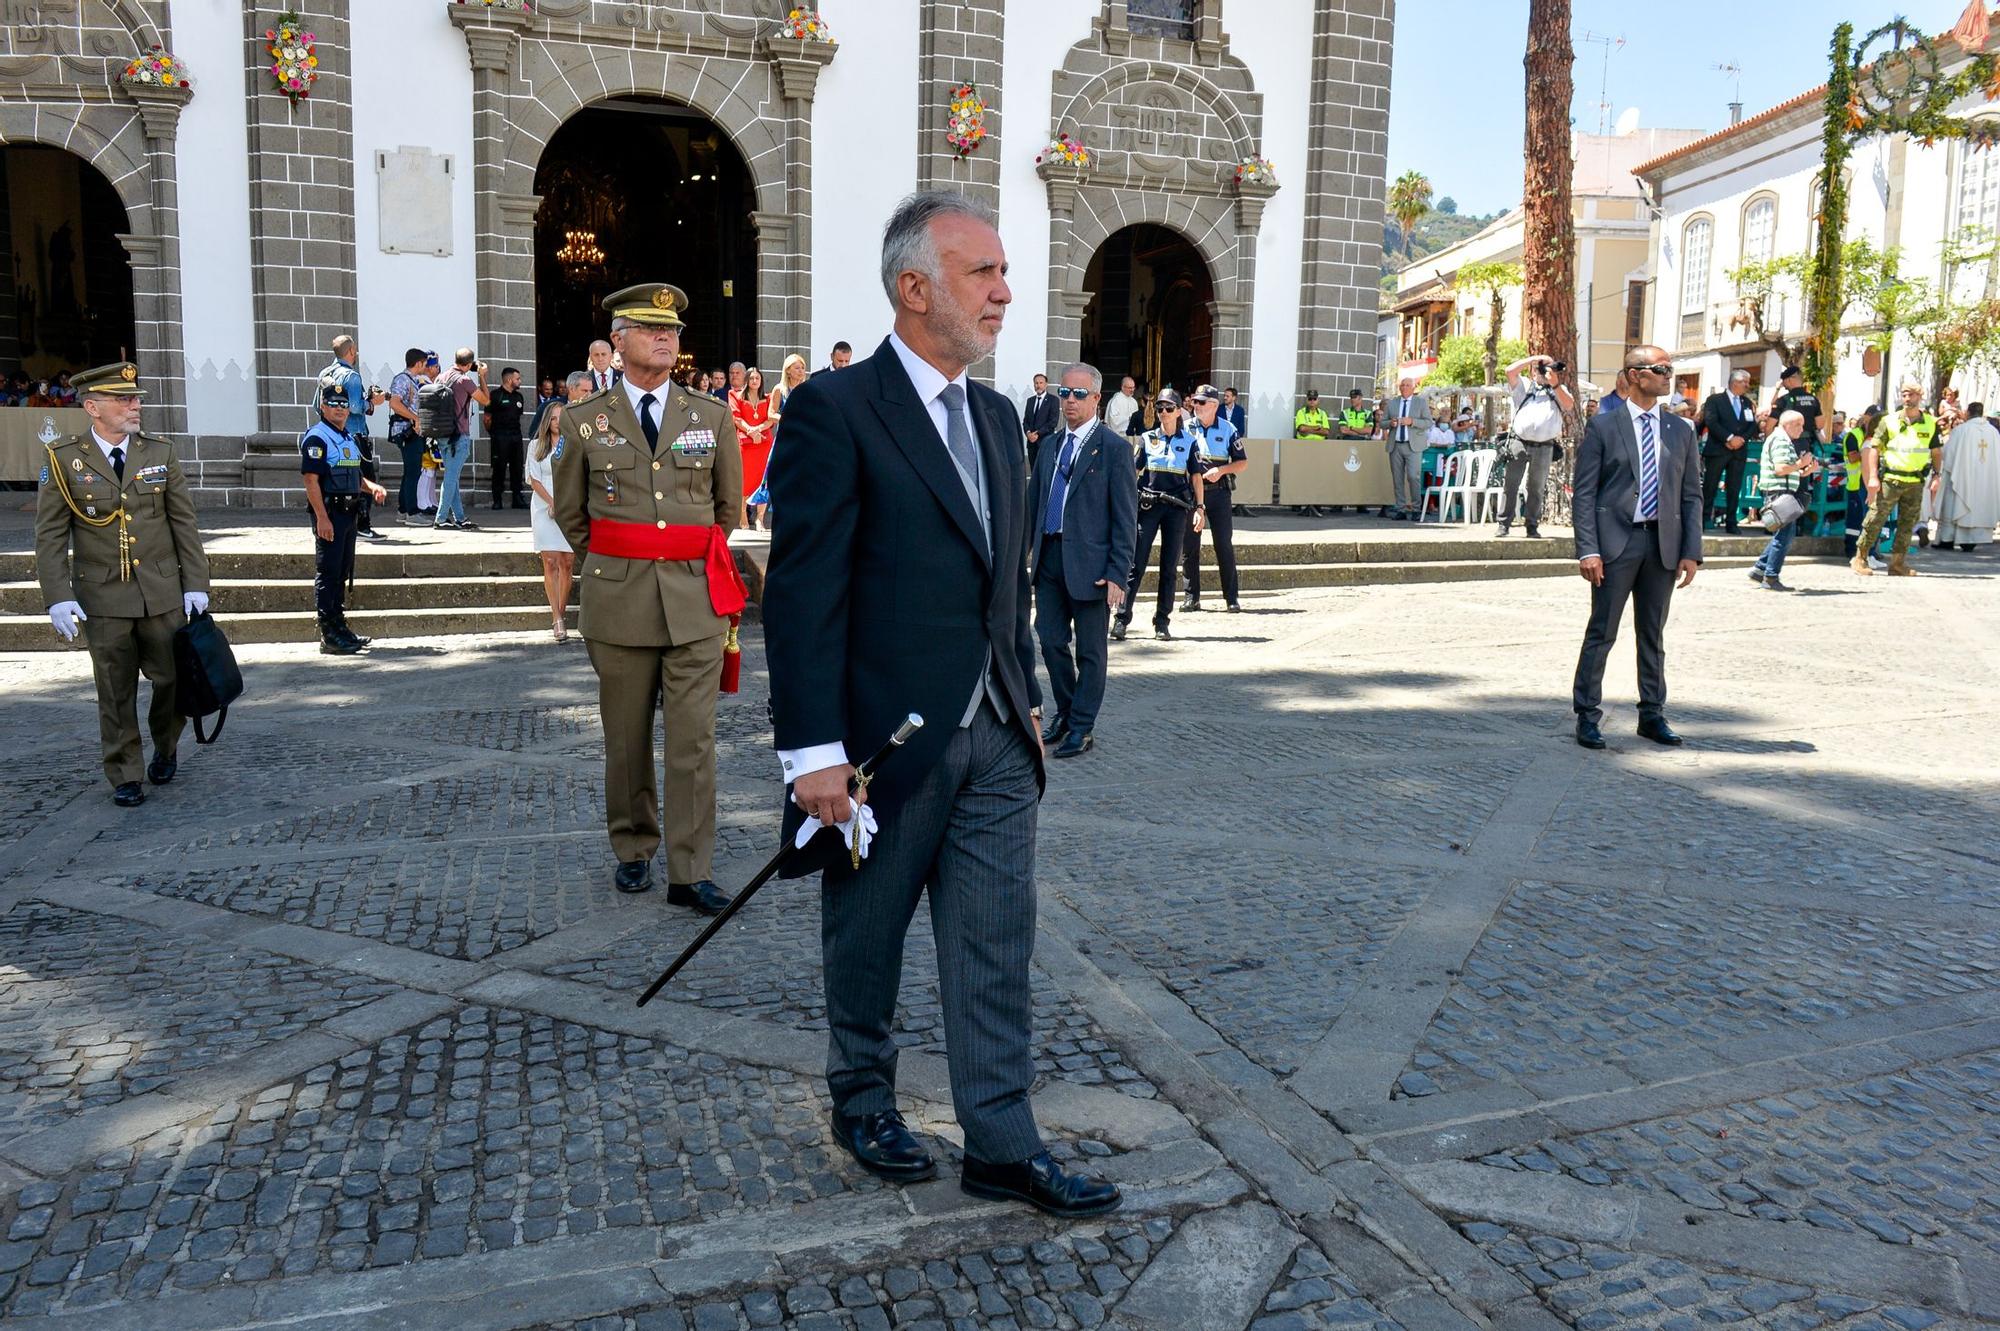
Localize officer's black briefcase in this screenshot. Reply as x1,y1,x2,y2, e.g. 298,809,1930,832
172,611,244,744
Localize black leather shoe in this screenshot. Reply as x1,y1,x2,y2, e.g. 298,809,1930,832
1108,618,1128,642
667,880,729,915
1934,540,1956,551
1052,732,1093,759
147,754,177,785
1764,577,1792,591
1039,715,1069,745
319,635,361,656
112,782,146,807
1637,717,1685,746
613,860,653,894
832,1110,936,1182
1725,524,1742,535
1225,602,1241,613
1525,525,1541,539
1575,718,1607,750
961,1149,1120,1217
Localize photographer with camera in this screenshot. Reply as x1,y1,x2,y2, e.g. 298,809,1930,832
427,348,491,531
319,334,389,541
1495,354,1573,537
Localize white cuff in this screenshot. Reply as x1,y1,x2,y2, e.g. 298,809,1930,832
778,741,850,784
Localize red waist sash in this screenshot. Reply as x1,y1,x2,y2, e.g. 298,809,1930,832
587,518,747,617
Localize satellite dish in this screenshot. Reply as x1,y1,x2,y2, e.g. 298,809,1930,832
1614,107,1641,136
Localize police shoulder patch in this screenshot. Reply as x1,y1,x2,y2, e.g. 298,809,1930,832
306,445,324,460
39,464,50,485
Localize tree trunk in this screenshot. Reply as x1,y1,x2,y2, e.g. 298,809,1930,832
1482,288,1503,437
1523,0,1577,524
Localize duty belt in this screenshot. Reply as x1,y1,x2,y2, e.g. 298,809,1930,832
587,518,748,616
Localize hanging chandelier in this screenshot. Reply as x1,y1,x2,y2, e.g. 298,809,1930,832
557,228,605,277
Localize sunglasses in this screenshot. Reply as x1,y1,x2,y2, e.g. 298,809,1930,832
1631,363,1674,376
1053,387,1094,400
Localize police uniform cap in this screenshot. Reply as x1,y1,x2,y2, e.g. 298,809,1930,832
1187,383,1219,402
1155,388,1182,409
73,361,146,399
318,382,351,408
1779,364,1802,380
1348,389,1365,398
604,283,689,329
1304,389,1319,401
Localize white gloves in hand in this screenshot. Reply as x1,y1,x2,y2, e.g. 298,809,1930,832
48,602,87,641
183,591,210,617
795,798,879,862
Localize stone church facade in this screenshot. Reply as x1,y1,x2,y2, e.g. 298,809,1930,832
0,0,1393,502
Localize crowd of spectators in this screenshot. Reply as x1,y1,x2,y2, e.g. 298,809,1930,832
0,370,80,407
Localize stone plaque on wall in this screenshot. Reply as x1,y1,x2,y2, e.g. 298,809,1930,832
375,146,453,256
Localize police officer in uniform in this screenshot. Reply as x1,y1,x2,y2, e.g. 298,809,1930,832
301,383,388,653
553,283,743,908
1179,384,1247,613
1113,389,1205,642
1852,383,1939,578
36,362,212,806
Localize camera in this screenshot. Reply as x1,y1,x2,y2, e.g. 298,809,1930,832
1547,360,1567,374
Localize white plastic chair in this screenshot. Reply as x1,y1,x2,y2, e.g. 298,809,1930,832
1417,450,1463,523
1439,448,1494,523
1480,452,1520,523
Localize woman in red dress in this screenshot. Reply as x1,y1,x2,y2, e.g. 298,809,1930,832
731,365,773,530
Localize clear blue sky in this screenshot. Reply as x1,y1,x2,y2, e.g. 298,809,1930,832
1388,0,1975,217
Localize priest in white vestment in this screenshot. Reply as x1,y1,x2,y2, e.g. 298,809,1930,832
1934,402,2000,550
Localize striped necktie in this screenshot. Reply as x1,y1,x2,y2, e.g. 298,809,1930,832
1637,412,1660,521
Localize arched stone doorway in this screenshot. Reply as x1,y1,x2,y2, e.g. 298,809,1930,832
533,98,759,380
0,145,137,379
1079,224,1213,398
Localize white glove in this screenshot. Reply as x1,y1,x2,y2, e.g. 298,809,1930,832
795,797,879,862
183,591,210,617
49,601,87,641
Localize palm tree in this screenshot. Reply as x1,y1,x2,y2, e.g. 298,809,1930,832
1387,170,1434,258
1521,0,1577,518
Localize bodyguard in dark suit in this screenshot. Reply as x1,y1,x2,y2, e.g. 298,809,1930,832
1699,369,1756,532
1030,363,1137,760
1021,374,1059,472
1222,386,1248,437
763,191,1120,1218
1572,347,1703,750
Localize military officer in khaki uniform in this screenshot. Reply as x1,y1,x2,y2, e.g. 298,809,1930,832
36,362,213,806
553,283,744,907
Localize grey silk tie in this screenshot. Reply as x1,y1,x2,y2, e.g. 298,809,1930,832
938,382,980,486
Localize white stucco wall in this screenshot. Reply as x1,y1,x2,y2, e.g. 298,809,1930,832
173,0,256,434
1231,0,1312,436
809,0,921,372
991,0,1082,403
349,11,478,390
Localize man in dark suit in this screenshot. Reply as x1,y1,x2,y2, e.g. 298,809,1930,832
1030,362,1137,759
764,190,1120,1219
815,341,853,376
1699,369,1755,532
1573,346,1703,750
1221,386,1248,437
1021,373,1059,472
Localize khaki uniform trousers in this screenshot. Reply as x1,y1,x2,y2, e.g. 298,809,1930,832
86,608,186,786
1858,478,1924,559
586,634,724,880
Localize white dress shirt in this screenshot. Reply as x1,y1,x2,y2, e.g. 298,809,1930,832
621,375,672,436
592,368,618,393
1393,396,1413,443
776,332,1000,787
93,430,131,472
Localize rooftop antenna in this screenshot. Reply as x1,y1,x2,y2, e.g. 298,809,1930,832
1577,31,1625,135
1714,61,1744,124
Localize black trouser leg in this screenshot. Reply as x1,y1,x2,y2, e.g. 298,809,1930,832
397,437,424,514
1154,508,1186,628
492,437,524,504
1034,545,1077,725
1121,504,1160,624
1179,505,1202,602
314,508,359,633
1204,487,1239,604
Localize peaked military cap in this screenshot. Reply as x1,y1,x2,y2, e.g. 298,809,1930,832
603,283,689,329
73,362,146,398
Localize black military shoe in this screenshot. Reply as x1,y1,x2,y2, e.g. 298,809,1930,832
1039,714,1069,745
1108,618,1128,642
112,782,146,808
339,624,373,649
1575,718,1607,750
1637,717,1685,746
1052,732,1093,759
961,1149,1120,1217
1525,525,1542,539
613,860,654,894
320,634,362,656
832,1110,936,1182
668,880,729,915
147,754,177,785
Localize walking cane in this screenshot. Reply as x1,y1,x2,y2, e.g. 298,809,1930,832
635,713,924,1007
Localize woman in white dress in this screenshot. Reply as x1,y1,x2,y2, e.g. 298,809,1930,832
524,400,574,642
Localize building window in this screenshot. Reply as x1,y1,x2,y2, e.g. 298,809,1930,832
1128,0,1197,39
1741,196,1776,267
1955,134,2000,242
1680,217,1712,315
1625,279,1646,345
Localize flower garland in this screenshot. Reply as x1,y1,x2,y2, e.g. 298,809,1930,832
778,7,833,42
120,45,191,90
266,11,318,105
1035,133,1090,168
947,83,987,157
1234,156,1277,186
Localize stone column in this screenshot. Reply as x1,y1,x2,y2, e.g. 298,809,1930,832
1293,0,1392,392
119,82,194,437
760,37,835,362
1213,179,1274,387
1041,165,1087,369
241,0,359,445
450,6,536,376
918,0,1006,380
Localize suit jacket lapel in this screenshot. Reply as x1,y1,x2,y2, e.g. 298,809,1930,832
1612,407,1641,487
868,346,990,567
974,391,1014,567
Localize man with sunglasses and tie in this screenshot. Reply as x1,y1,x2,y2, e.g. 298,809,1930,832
1572,346,1703,750
1029,363,1136,759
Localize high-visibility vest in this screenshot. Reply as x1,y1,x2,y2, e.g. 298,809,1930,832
1841,429,1865,493
1879,413,1937,480
1338,407,1370,432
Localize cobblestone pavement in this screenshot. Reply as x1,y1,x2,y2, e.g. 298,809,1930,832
0,548,1996,1329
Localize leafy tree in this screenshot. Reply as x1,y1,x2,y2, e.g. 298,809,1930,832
1437,196,1458,215
1424,334,1528,389
1387,171,1433,257
1454,260,1525,432
1728,238,1908,370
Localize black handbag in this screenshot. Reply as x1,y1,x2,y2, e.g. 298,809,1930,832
172,611,244,744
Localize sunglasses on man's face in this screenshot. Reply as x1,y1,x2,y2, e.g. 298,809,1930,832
1054,387,1094,400
1632,363,1673,376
